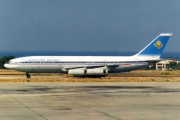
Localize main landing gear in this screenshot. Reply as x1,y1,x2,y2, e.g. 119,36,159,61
26,72,31,78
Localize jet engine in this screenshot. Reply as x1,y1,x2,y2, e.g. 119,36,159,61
68,69,108,76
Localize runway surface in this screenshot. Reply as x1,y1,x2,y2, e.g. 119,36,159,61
0,82,180,120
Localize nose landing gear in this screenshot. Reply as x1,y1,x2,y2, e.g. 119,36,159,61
26,72,31,78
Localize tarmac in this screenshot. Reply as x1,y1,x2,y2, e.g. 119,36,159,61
0,82,180,120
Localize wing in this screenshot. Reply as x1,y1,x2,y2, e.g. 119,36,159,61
62,64,119,71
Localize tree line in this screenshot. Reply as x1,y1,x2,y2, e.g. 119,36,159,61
0,56,15,68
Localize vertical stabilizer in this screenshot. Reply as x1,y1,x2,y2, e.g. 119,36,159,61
135,33,172,58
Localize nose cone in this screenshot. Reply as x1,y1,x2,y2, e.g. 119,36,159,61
4,63,10,69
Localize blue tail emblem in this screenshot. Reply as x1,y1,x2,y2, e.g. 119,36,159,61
136,33,172,57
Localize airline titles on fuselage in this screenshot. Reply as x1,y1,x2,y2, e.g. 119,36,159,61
27,59,59,62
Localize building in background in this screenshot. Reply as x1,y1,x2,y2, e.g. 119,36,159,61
156,58,179,70
156,60,171,70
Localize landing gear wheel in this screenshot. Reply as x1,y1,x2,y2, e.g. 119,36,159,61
26,73,31,78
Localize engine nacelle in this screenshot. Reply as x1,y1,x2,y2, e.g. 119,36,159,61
68,69,85,75
68,69,108,75
86,69,108,75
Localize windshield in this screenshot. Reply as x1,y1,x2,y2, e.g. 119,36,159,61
7,60,12,64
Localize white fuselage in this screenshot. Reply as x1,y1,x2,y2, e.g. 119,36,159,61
4,55,150,74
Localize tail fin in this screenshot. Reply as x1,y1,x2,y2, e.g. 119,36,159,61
135,33,172,58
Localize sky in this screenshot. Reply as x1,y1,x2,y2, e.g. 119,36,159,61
0,0,179,53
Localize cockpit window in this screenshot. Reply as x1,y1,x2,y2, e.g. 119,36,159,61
7,60,12,64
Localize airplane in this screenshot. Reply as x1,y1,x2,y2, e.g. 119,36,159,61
4,33,172,78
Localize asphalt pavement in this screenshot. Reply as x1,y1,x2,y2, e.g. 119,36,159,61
0,82,180,120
